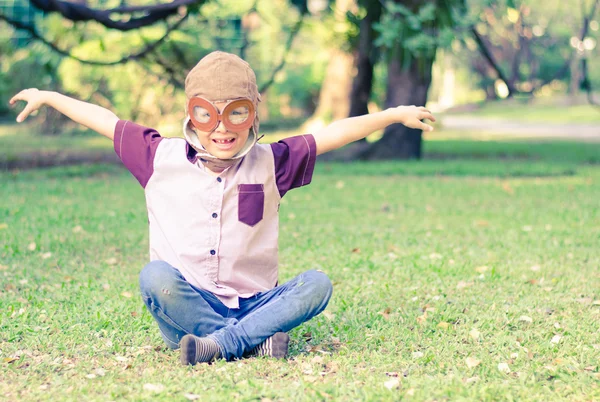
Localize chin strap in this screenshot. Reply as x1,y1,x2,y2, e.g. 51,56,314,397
182,116,258,171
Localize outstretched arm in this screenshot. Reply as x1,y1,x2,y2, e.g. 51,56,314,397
312,105,435,155
9,89,119,140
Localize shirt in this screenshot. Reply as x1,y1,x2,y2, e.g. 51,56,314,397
113,120,317,308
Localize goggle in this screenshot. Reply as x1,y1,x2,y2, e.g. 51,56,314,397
187,97,255,133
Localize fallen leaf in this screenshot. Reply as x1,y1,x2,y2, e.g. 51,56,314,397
85,374,96,379
584,366,597,372
41,252,52,259
551,335,561,344
511,352,519,359
501,182,514,194
121,292,133,298
437,322,450,330
465,376,479,384
474,220,489,227
106,258,118,265
335,181,345,189
102,284,110,290
497,362,511,373
184,393,201,401
27,242,36,251
405,388,415,396
475,266,488,273
412,351,424,359
384,378,400,390
518,315,533,323
303,375,318,383
465,357,480,368
351,248,360,254
143,383,165,393
469,328,481,341
3,357,18,364
416,313,427,325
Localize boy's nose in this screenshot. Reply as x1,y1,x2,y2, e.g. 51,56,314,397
214,119,227,133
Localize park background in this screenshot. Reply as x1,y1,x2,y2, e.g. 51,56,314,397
1,0,600,400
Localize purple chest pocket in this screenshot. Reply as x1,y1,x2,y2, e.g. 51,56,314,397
238,184,264,226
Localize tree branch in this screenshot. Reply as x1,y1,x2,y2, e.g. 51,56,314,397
29,0,206,31
0,12,190,66
470,26,517,96
258,12,305,93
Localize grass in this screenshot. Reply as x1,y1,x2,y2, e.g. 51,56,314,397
441,98,600,124
1,131,600,400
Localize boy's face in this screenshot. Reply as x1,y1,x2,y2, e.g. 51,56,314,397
192,101,251,160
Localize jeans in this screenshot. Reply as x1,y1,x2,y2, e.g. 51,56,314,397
139,260,333,360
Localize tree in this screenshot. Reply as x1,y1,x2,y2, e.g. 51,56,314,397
359,0,466,159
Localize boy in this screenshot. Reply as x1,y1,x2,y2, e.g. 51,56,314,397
10,51,435,365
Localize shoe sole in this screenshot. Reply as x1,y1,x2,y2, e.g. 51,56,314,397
180,334,197,366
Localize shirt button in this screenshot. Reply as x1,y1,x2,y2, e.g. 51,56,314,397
210,250,216,255
212,213,218,218
216,177,222,183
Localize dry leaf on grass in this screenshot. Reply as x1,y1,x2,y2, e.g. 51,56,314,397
551,335,562,344
41,252,52,259
384,378,400,390
437,322,450,330
497,362,511,373
27,242,36,251
183,393,201,401
106,258,118,265
519,315,533,323
121,292,133,298
465,357,480,368
469,328,481,341
143,383,165,393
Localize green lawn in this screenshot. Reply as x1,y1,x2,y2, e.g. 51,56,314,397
441,99,600,124
1,133,600,400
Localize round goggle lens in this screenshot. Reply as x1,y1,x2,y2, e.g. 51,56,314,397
227,106,250,125
192,106,212,123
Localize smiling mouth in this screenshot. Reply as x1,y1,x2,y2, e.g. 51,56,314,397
213,138,235,144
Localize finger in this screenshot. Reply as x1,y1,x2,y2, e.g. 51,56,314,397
9,93,24,105
420,112,436,122
16,104,34,123
422,123,434,132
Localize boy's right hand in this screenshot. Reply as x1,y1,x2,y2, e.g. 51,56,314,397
9,88,47,123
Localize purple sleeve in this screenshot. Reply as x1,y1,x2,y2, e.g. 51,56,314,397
113,120,163,188
270,134,317,197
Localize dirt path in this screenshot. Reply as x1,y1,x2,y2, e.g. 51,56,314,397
441,116,600,142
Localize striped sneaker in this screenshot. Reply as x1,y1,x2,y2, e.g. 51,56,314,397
247,332,290,359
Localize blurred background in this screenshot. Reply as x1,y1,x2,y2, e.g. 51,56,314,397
0,0,599,166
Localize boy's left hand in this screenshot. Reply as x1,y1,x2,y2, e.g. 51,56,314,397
392,105,436,132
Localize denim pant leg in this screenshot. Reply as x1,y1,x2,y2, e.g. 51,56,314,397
139,260,233,349
209,269,333,360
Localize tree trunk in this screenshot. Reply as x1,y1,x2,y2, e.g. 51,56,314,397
360,55,433,160
348,4,382,118
302,0,355,131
